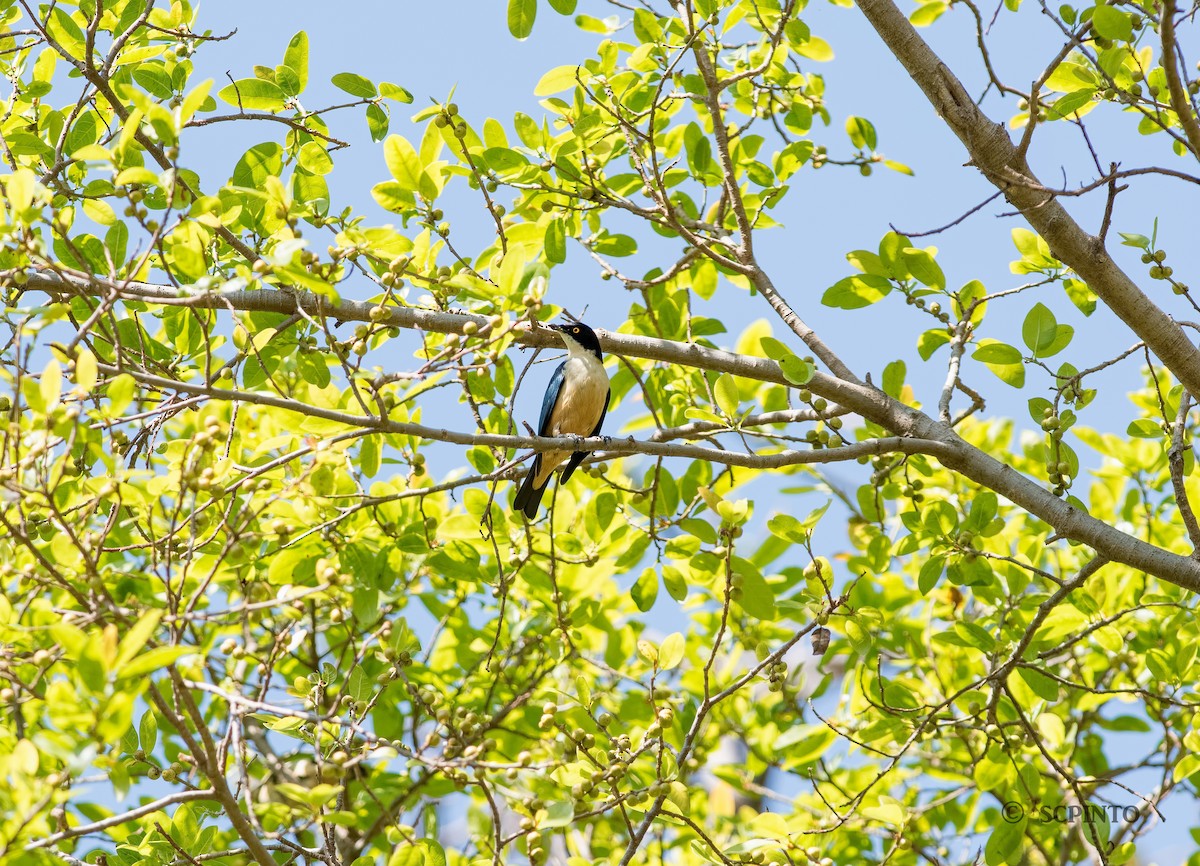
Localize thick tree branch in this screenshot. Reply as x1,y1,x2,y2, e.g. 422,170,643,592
853,0,1200,398
1160,0,1200,160
25,270,1200,593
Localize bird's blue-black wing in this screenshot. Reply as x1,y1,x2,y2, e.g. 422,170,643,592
537,362,567,436
559,385,609,485
513,362,566,518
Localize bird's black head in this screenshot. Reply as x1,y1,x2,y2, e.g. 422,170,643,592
550,322,603,360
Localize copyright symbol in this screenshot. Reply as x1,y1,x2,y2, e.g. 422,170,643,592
1002,801,1023,823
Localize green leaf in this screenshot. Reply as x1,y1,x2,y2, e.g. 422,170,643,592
1174,752,1200,783
233,142,283,188
767,513,808,544
372,181,413,212
692,258,717,300
379,82,413,103
910,1,947,25
283,31,309,92
901,248,945,289
662,567,688,602
632,568,658,611
542,801,575,828
1022,302,1059,355
47,8,84,56
217,78,287,111
165,222,208,281
759,337,792,361
736,568,775,620
118,646,192,679
591,233,637,257
139,710,158,754
384,135,424,193
534,65,581,96
779,356,813,386
685,123,714,178
964,490,998,532
918,555,945,594
274,66,301,101
984,814,1026,865
974,339,1025,388
545,218,566,264
40,358,62,411
879,232,912,278
346,666,370,701
954,621,995,651
918,328,952,360
361,435,380,478
637,639,659,665
881,360,906,398
298,142,333,175
508,0,536,39
548,0,577,11
972,341,1022,365
845,115,877,150
332,72,377,98
822,274,892,309
1063,278,1096,316
795,36,833,62
483,147,528,173
107,373,136,416
659,632,685,670
1091,4,1132,41
133,65,173,99
714,373,740,416
1040,324,1074,358
114,610,162,671
1044,60,1097,93
74,348,98,393
1126,418,1163,438
847,249,887,276
1016,666,1060,702
366,103,390,141
955,278,988,322
1046,88,1095,120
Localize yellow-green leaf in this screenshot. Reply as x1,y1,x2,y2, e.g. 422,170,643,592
40,358,63,411
508,0,536,39
714,373,740,416
73,348,98,393
114,610,163,671
384,135,424,194
7,168,36,213
534,65,581,96
658,632,685,670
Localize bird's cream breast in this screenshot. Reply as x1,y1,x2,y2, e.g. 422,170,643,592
549,356,607,436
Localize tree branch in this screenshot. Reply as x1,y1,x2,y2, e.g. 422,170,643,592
25,269,1200,593
93,358,946,469
26,789,218,850
853,0,1200,399
1160,0,1200,160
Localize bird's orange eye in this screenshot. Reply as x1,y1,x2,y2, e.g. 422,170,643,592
573,327,580,333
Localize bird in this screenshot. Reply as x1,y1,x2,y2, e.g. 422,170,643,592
513,322,610,519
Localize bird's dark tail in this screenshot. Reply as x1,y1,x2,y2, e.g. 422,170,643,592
513,458,547,519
